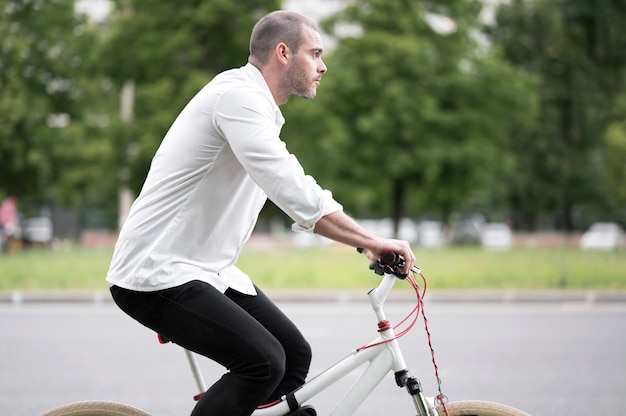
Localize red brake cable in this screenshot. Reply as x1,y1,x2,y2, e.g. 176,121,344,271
357,269,450,416
415,269,450,415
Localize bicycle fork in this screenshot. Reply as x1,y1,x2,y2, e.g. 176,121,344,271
394,368,437,416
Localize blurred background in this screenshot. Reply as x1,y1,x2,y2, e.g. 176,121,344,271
1,0,625,261
3,5,625,414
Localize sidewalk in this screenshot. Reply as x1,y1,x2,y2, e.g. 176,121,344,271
2,289,626,304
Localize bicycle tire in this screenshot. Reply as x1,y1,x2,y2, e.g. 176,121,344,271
39,400,150,416
434,400,530,416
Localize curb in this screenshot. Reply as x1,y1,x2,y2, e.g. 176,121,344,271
1,289,626,305
270,289,626,304
0,290,112,304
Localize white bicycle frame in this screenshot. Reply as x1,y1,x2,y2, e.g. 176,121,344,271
183,271,440,416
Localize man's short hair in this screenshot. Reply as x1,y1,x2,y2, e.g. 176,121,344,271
249,11,320,65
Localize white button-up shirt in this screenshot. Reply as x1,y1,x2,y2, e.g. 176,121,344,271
106,64,342,295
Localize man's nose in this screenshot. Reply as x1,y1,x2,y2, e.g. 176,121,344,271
319,58,327,74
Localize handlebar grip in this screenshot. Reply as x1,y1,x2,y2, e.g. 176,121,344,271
358,248,409,278
381,250,398,265
357,248,399,265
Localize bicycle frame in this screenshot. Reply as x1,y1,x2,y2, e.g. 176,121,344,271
184,272,439,416
42,253,530,416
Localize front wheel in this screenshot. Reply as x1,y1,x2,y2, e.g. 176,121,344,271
435,400,530,416
40,400,150,416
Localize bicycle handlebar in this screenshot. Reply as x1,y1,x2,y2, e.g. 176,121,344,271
357,248,413,279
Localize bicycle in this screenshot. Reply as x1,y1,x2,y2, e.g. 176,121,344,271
40,251,530,416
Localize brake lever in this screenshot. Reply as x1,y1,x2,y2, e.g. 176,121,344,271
369,260,386,276
368,258,408,279
360,248,409,279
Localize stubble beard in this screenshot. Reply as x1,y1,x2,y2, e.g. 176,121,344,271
286,60,317,100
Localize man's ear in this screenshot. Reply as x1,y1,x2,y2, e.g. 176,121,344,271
275,42,289,64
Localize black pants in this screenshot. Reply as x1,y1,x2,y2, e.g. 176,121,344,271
110,280,312,416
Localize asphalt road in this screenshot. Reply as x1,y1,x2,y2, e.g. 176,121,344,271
1,298,624,416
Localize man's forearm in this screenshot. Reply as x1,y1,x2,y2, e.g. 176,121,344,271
314,211,417,275
313,211,379,251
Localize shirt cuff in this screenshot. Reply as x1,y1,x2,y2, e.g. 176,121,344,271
291,191,343,233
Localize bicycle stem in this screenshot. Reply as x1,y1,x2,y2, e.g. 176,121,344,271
367,273,397,321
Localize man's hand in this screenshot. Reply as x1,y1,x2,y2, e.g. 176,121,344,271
360,239,416,275
314,211,416,275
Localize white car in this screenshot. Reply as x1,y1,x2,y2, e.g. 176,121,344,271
480,223,514,250
22,217,54,246
417,221,446,248
580,222,625,250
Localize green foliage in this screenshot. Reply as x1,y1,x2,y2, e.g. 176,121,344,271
1,0,74,195
489,0,626,229
283,0,536,229
603,113,626,223
1,0,624,231
0,0,118,219
0,0,279,226
102,0,274,83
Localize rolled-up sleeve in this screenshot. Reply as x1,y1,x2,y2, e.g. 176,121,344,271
215,86,342,232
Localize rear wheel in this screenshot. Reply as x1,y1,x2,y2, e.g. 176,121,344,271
434,400,530,416
40,401,150,416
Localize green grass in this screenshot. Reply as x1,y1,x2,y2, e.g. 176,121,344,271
1,243,625,291
0,245,114,290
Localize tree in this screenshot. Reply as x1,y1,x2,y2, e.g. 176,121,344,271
1,1,284,228
0,0,112,219
602,92,626,224
489,0,626,229
281,0,536,235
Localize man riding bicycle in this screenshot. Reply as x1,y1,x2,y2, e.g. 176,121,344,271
106,10,415,416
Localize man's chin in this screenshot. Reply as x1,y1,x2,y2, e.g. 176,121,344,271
299,89,317,100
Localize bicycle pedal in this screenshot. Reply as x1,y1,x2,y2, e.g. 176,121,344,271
286,405,316,416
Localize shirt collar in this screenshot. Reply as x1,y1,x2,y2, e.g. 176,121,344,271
242,63,285,126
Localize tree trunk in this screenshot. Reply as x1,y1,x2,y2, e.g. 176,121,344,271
391,179,405,238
